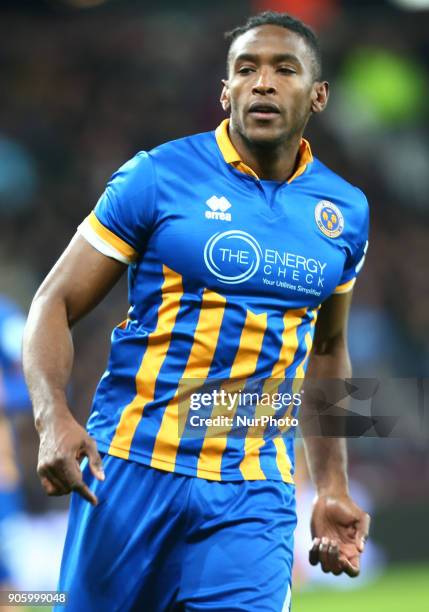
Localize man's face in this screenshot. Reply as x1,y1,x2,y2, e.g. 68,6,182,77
221,25,328,147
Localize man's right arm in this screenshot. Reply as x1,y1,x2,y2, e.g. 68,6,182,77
23,233,126,505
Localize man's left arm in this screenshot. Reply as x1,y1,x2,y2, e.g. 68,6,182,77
301,290,370,577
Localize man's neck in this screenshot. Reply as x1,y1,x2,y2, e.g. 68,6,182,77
229,123,303,182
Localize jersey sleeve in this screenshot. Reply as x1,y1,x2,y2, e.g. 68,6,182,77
78,151,156,265
333,193,369,294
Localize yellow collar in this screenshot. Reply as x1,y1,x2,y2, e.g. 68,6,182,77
215,118,313,183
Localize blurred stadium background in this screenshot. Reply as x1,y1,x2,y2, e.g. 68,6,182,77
0,0,428,610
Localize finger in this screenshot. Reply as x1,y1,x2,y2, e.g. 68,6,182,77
47,457,82,496
84,439,105,481
309,538,321,566
356,513,371,552
71,480,98,506
327,541,343,575
44,466,71,494
56,455,98,505
319,538,329,572
319,537,338,573
339,555,360,578
40,475,62,496
38,464,68,496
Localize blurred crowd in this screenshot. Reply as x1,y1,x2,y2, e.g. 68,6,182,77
0,0,428,588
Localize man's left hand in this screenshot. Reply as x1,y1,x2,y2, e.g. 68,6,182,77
309,494,370,577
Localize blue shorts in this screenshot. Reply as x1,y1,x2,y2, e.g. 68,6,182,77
57,454,296,611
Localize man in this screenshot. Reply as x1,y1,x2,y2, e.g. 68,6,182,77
23,11,370,612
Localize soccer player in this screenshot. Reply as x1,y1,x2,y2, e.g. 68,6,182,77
23,11,370,611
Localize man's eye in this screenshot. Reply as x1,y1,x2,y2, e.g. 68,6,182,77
238,67,254,75
278,67,296,75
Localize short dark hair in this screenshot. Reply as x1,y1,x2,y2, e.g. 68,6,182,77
225,11,322,80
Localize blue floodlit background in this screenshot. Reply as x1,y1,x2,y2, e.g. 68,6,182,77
0,1,428,610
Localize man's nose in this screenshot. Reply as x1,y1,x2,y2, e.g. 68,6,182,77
252,68,276,95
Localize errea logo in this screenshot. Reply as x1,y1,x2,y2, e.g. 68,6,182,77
205,195,232,222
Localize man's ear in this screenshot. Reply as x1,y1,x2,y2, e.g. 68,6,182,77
220,79,231,113
311,81,329,114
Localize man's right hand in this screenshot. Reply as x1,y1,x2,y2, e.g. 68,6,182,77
23,236,124,505
37,412,105,505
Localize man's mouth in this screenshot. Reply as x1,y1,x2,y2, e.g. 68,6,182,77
248,102,281,120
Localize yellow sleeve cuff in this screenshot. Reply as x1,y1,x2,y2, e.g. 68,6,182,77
78,212,138,265
334,278,356,294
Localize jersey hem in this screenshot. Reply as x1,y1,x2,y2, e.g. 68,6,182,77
93,438,295,484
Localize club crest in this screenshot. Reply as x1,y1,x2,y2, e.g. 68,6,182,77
315,200,344,238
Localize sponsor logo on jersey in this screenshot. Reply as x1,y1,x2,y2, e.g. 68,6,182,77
203,230,327,295
205,195,232,221
204,230,261,284
315,200,344,238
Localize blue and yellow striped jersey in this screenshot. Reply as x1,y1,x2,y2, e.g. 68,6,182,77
78,119,369,482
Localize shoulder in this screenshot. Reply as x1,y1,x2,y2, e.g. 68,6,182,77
112,150,155,182
105,150,156,205
310,157,369,211
147,129,217,167
309,157,369,244
110,129,215,180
